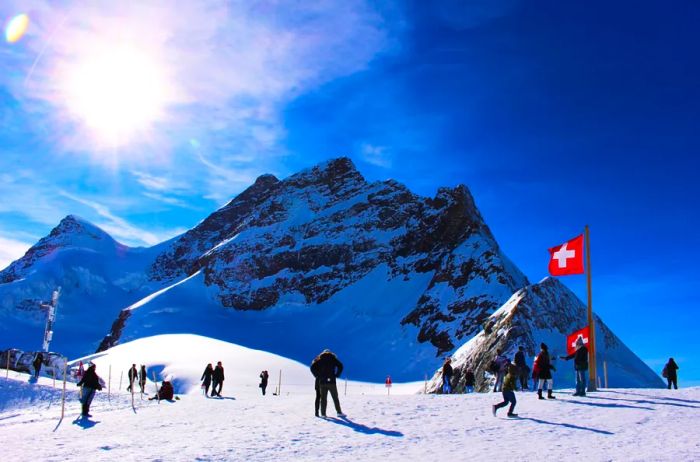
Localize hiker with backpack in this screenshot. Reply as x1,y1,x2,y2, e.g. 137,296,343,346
259,370,269,396
76,363,103,418
514,346,530,390
492,363,519,418
534,343,556,400
560,337,588,396
662,358,679,389
442,358,454,394
491,350,509,392
201,363,214,397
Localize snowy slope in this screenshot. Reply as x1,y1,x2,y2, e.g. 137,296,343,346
0,216,172,356
1,370,698,461
427,277,665,392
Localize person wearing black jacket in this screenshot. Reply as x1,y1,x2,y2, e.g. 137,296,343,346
139,365,147,394
127,364,138,392
535,343,556,400
442,358,453,394
664,358,679,389
201,363,214,397
76,363,102,417
310,349,345,417
259,370,269,396
212,361,225,397
464,368,476,393
514,346,530,390
560,337,588,396
32,352,44,379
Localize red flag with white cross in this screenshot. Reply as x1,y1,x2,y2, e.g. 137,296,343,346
566,326,590,355
548,234,585,276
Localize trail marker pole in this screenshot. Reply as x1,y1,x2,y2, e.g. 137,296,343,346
603,360,608,388
152,371,160,403
131,381,135,409
108,365,112,401
277,370,282,396
344,378,347,397
60,361,67,420
119,371,123,391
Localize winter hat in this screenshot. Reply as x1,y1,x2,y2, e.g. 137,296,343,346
575,337,584,347
540,343,548,351
322,349,331,354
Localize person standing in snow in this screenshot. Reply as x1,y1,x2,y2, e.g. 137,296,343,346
201,363,214,397
663,358,679,389
560,337,588,396
212,361,225,397
139,365,147,394
311,353,322,416
534,343,556,400
464,368,476,393
32,352,44,379
442,358,454,394
259,370,269,396
310,349,345,417
514,346,530,390
492,363,519,418
493,350,509,392
76,363,102,418
127,364,138,392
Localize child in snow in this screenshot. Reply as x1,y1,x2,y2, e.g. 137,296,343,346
492,363,519,417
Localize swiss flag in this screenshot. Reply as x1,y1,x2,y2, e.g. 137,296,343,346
548,234,585,276
566,326,590,355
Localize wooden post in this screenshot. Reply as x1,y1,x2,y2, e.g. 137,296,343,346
152,371,159,403
119,371,123,391
585,225,597,391
603,360,608,388
344,377,347,396
60,361,67,420
131,380,135,408
277,370,282,396
108,365,112,401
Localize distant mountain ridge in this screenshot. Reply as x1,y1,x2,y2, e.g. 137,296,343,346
0,158,661,384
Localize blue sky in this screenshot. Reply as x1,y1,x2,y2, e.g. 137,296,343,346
1,1,698,384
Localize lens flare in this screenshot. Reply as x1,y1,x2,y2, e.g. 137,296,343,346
5,13,29,43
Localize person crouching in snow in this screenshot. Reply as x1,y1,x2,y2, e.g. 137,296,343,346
560,337,588,396
442,358,454,394
149,380,174,400
76,363,103,417
492,363,519,418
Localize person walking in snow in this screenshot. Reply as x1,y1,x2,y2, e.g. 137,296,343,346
76,363,102,418
201,363,214,397
492,363,519,418
514,346,530,390
211,361,225,397
310,349,345,417
32,352,44,379
534,343,556,400
442,358,454,394
127,364,138,392
492,350,509,392
663,358,679,389
464,368,476,393
139,365,147,394
560,337,588,396
259,370,269,396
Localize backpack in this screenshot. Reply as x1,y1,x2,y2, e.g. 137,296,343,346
488,360,499,374
661,366,668,378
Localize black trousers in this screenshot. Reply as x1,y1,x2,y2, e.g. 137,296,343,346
667,377,678,389
212,380,223,396
319,383,342,416
314,387,321,416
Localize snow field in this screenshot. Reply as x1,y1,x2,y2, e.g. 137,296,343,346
1,370,699,462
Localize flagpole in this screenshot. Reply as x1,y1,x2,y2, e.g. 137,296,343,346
585,224,597,391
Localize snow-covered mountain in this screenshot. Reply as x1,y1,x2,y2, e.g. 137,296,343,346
427,277,665,391
0,158,659,385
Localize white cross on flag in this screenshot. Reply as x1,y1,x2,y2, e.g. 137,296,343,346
548,234,584,276
566,326,590,355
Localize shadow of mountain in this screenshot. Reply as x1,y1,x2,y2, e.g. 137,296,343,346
324,416,403,437
519,417,613,435
558,398,654,411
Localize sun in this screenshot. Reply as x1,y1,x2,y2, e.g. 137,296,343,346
59,45,169,147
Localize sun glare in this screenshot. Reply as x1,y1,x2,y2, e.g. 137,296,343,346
5,13,29,43
60,46,168,147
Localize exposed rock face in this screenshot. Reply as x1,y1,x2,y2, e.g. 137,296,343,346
107,157,527,355
427,277,665,392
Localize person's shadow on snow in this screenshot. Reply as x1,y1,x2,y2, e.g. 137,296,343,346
324,416,403,437
519,417,613,435
72,417,100,429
